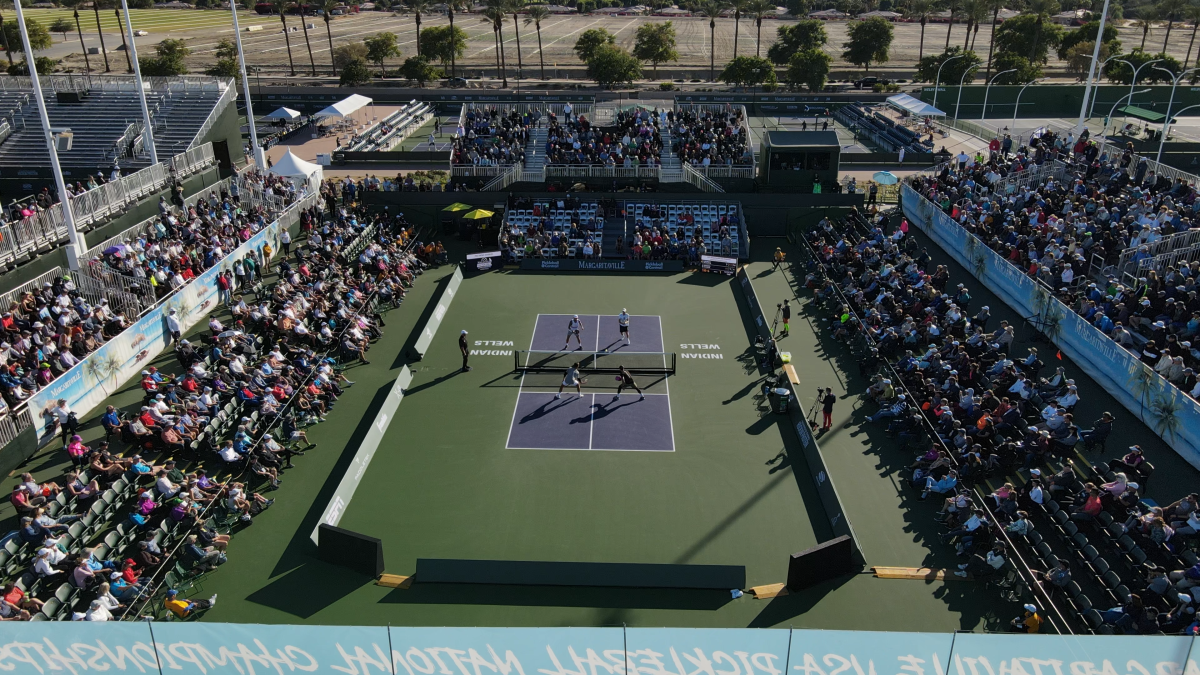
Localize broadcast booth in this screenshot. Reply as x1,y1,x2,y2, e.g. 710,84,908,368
758,131,840,191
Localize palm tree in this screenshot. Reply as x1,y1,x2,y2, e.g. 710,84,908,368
698,0,726,81
1183,4,1200,69
0,9,12,66
1135,7,1156,51
91,0,111,72
1159,0,1185,52
114,7,131,73
524,4,551,78
904,0,935,62
298,2,317,75
1025,0,1060,62
960,0,986,50
400,0,431,57
507,0,525,80
318,0,339,75
942,0,960,49
446,0,466,77
74,9,91,74
729,0,748,58
272,0,296,76
481,2,508,87
982,0,1003,78
746,0,775,57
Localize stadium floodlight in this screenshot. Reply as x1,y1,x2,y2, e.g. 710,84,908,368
931,53,965,116
953,64,979,121
11,0,86,270
230,5,265,169
981,69,1016,121
1152,66,1199,164
1101,88,1153,143
119,0,158,165
1074,0,1111,133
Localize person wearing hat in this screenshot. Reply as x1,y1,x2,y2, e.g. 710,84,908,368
772,247,786,270
163,588,218,619
1011,604,1042,633
459,329,471,372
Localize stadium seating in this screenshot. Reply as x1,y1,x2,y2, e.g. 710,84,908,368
835,104,931,155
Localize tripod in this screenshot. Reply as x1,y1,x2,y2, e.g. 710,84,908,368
769,304,782,337
805,395,821,431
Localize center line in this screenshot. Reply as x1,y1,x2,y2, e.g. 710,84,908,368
588,393,595,450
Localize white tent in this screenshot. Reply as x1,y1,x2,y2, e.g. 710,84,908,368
268,150,323,190
263,107,302,121
886,93,945,117
313,94,373,120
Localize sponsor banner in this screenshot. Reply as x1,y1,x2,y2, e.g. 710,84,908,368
311,365,412,543
1,623,1193,673
520,259,685,272
901,184,1200,470
412,265,464,359
465,250,502,275
28,221,281,427
701,254,738,275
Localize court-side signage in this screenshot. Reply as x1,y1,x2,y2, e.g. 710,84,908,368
465,250,502,275
520,259,686,272
412,265,465,359
310,364,412,544
2,623,1194,673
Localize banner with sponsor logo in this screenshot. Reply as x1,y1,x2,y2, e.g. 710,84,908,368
465,250,502,275
1,624,1194,674
520,259,686,272
901,184,1200,470
28,221,282,429
411,265,464,360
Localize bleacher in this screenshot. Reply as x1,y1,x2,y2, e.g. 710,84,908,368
625,201,745,257
503,199,606,261
835,104,931,155
338,100,433,153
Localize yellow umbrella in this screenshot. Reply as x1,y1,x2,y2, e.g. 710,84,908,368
461,209,495,220
442,203,473,212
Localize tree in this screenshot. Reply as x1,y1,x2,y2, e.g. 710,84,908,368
91,0,110,72
445,0,467,77
959,0,986,51
1056,19,1120,60
73,9,91,74
1104,49,1180,82
574,27,615,62
206,57,240,80
698,0,727,81
1134,7,1155,51
297,0,318,75
1159,0,1185,51
842,16,893,71
49,17,73,42
480,1,508,87
1064,40,1112,79
720,55,776,88
632,21,678,76
915,46,980,83
271,0,296,76
399,0,431,57
507,0,525,80
766,19,826,63
981,0,1004,77
746,0,775,57
214,38,238,60
903,0,934,62
1184,3,1200,69
524,4,551,78
333,42,368,70
728,0,748,58
786,47,831,91
2,18,51,55
993,13,1062,64
317,0,340,75
585,43,641,87
114,7,131,73
990,51,1040,84
942,0,960,49
340,57,372,85
399,55,441,85
139,39,190,76
7,57,56,76
420,25,467,69
364,31,401,75
1023,0,1061,61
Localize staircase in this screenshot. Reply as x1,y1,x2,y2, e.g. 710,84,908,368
599,215,625,258
659,129,682,182
522,126,548,182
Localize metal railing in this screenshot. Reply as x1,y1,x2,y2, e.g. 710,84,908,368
80,177,234,262
544,165,661,180
481,161,524,191
1095,139,1200,188
686,164,756,179
682,163,724,193
450,164,513,178
940,117,1004,142
1114,228,1200,277
0,267,70,312
990,160,1070,196
189,80,235,150
673,102,757,179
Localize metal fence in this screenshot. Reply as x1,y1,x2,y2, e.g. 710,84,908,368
189,81,236,151
481,161,524,191
80,176,234,262
544,165,662,180
682,163,725,193
1095,139,1200,187
989,160,1070,196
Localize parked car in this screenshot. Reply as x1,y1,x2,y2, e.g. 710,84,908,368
854,76,880,89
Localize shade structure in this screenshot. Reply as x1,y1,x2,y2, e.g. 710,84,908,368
263,107,302,121
314,94,374,120
461,209,495,220
872,171,899,185
268,150,324,188
885,93,945,117
442,202,473,212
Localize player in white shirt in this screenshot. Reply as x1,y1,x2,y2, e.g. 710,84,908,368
555,363,584,399
618,309,631,345
563,315,584,350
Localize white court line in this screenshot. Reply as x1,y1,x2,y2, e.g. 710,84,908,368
593,314,600,353
588,393,596,450
504,312,541,450
658,314,677,453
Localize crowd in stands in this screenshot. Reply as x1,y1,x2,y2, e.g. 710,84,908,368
499,197,608,261
451,106,529,167
626,203,737,261
799,205,1200,635
909,128,1200,402
669,108,752,168
2,190,430,622
544,108,662,168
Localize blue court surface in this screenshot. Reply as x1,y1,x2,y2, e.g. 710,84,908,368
506,314,675,452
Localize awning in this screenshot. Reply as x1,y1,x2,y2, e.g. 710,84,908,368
263,107,301,121
314,94,373,120
1118,105,1169,123
886,93,945,117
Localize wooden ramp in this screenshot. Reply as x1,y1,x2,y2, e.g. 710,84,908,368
748,583,789,599
872,566,971,581
376,574,414,589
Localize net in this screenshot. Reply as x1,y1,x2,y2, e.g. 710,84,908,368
514,350,676,374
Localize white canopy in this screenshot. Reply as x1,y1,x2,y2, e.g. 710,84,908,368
268,150,323,187
886,93,945,117
313,94,373,120
263,107,301,121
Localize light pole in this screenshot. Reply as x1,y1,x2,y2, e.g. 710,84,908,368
1157,103,1200,164
1128,58,1163,108
1152,66,1200,163
119,0,158,165
1012,79,1041,131
1101,88,1153,143
12,0,85,269
953,64,979,121
1075,0,1111,133
932,53,965,115
230,4,265,168
981,68,1015,121
1088,56,1132,119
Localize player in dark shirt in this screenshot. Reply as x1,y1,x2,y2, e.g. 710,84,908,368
616,366,644,401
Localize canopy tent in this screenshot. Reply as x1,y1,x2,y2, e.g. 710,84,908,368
886,93,945,117
263,107,302,121
314,94,373,120
1118,105,1171,123
268,150,323,188
442,202,473,212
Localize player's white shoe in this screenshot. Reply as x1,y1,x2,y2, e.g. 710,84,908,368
615,395,620,400
579,393,585,398
554,393,561,399
640,394,645,400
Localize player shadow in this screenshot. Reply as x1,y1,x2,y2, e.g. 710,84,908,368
519,397,576,423
401,369,464,397
675,272,727,287
577,397,640,422
599,339,629,352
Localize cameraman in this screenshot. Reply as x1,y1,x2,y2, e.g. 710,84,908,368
820,387,836,430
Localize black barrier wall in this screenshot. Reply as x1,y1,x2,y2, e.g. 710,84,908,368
736,267,863,563
519,259,686,272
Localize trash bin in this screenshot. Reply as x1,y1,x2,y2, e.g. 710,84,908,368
772,387,792,414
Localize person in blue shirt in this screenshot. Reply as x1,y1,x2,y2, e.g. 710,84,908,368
100,406,121,441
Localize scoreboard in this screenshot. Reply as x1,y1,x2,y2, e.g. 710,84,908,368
701,254,738,275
